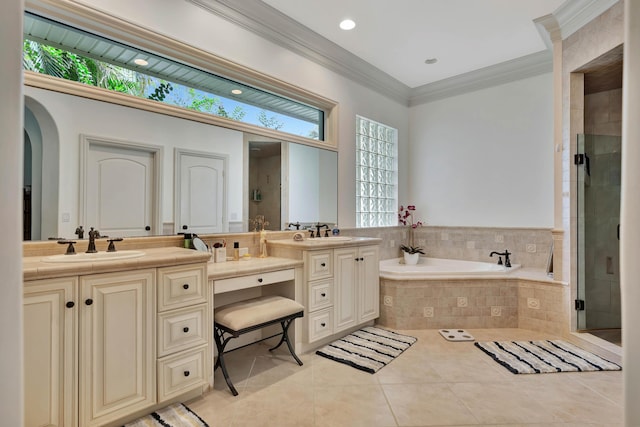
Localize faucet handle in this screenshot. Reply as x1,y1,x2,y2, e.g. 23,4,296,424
309,229,315,238
57,239,77,255
107,238,123,252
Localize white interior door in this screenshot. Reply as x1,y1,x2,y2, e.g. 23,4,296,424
82,136,160,238
176,149,227,234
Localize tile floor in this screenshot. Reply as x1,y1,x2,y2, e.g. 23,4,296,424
187,328,623,427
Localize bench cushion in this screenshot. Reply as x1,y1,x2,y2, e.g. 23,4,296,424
215,295,304,331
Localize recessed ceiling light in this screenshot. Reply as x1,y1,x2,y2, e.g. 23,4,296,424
133,58,149,66
231,89,243,95
339,19,356,30
424,58,438,65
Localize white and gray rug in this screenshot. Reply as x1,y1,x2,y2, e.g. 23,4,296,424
475,339,621,374
123,403,209,427
315,326,417,374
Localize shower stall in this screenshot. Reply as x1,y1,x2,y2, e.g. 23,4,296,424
576,133,622,345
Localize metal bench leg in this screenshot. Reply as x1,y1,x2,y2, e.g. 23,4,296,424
213,326,239,396
268,318,303,366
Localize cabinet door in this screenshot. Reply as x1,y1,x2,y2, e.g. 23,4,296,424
24,277,77,427
333,248,358,332
79,270,156,427
358,245,380,323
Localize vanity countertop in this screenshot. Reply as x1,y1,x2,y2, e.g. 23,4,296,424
267,236,381,249
207,256,303,280
23,247,211,281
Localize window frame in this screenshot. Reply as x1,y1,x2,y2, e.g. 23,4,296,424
24,2,338,151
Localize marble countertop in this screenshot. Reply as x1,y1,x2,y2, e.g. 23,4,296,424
23,247,211,281
267,236,381,249
207,256,303,280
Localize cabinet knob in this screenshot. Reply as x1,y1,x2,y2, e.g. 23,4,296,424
183,327,189,333
183,371,190,377
85,298,93,306
183,284,189,290
258,278,263,283
65,301,75,308
321,262,326,267
321,293,326,297
320,322,326,327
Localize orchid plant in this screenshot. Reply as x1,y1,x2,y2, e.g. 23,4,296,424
398,205,424,254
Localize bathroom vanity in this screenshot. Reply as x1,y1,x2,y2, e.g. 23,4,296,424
22,247,211,427
22,235,381,426
268,236,381,353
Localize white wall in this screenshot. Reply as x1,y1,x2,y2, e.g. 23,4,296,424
72,0,411,229
409,73,554,227
0,0,24,424
24,86,244,238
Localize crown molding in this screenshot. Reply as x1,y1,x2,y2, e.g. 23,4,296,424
553,0,619,40
188,0,412,105
188,0,610,107
409,50,553,106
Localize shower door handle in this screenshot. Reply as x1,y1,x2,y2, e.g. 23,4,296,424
617,224,620,240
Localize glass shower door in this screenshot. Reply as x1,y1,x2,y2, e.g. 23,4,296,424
576,134,622,332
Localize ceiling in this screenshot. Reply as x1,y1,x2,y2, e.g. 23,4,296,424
261,0,566,88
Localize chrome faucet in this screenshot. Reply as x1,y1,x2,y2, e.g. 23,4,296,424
490,250,511,268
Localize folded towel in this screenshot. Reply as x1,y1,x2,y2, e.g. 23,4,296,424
293,232,304,241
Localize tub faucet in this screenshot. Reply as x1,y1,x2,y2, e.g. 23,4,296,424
489,250,511,268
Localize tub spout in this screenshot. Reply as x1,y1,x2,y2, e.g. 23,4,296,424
489,250,511,268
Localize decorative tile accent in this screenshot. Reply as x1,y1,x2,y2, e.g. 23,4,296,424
383,295,393,307
527,298,541,310
491,307,502,317
423,306,434,318
457,297,468,308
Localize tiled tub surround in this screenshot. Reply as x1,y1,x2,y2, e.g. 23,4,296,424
345,226,554,270
379,270,568,337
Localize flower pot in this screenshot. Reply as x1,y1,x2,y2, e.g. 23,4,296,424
403,252,420,265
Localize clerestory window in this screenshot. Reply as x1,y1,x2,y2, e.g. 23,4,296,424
355,116,398,227
22,12,324,141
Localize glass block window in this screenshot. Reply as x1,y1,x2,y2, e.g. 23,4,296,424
356,116,398,227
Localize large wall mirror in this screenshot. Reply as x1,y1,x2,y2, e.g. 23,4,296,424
23,86,337,241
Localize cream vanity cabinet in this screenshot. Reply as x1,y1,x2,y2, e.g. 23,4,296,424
293,240,380,345
22,250,209,427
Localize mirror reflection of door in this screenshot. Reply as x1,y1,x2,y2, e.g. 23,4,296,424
248,141,281,230
175,149,228,235
81,136,160,238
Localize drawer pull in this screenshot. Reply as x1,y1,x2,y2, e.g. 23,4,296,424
183,370,190,377
321,293,326,297
321,262,326,267
66,301,75,308
183,327,189,333
320,322,326,327
183,283,189,290
257,278,263,283
85,298,93,306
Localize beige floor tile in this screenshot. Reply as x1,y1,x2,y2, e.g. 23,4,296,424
314,384,397,427
450,382,558,424
383,383,479,426
185,328,622,427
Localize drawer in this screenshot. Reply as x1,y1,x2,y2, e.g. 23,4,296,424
214,268,295,294
158,346,207,402
158,264,207,311
307,251,332,281
308,279,333,312
158,304,208,357
308,307,333,342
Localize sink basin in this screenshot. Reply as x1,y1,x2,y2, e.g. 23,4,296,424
304,236,352,243
42,250,146,263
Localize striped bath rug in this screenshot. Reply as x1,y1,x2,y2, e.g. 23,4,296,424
315,326,417,373
475,340,621,374
123,403,208,427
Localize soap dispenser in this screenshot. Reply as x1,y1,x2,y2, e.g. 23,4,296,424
332,224,340,236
